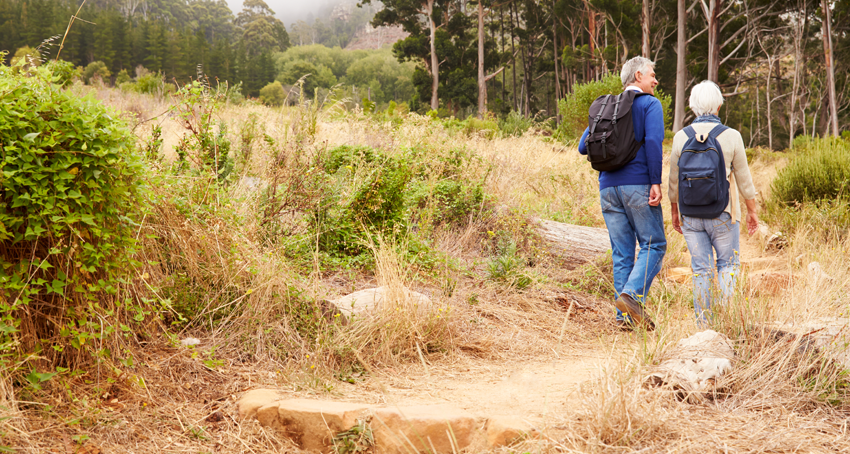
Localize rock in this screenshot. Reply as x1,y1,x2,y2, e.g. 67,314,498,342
538,219,612,265
807,262,834,285
758,225,787,251
330,286,431,321
264,399,375,452
767,318,850,371
746,270,795,296
180,337,200,347
371,404,480,454
237,389,283,420
646,330,734,402
666,267,692,284
485,416,538,448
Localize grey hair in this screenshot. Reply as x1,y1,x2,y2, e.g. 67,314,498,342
689,80,724,116
620,56,655,86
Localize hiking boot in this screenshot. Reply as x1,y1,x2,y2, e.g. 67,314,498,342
615,318,634,331
615,293,655,331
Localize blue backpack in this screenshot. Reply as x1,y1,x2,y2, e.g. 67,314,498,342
678,124,729,219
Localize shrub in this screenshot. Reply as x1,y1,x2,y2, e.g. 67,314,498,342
115,69,131,85
10,46,40,68
499,111,533,137
82,60,111,84
0,64,148,370
259,80,286,106
556,74,673,140
44,59,79,87
770,137,850,205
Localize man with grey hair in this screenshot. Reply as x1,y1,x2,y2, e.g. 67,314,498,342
668,80,759,325
578,56,666,330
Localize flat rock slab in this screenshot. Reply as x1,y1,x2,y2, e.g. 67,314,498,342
258,399,375,452
330,286,431,320
372,404,480,454
241,397,542,453
646,330,734,402
237,389,283,419
485,415,538,447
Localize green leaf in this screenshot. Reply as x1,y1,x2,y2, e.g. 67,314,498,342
23,132,39,142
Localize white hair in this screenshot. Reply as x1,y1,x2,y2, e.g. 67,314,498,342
620,56,655,86
689,81,724,116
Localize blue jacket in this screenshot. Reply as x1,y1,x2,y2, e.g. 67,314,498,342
578,92,664,190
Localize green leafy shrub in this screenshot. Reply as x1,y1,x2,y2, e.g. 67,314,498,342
44,59,79,87
556,74,673,141
10,46,40,68
172,80,233,180
499,111,533,137
259,81,286,106
82,60,111,84
0,64,148,369
770,137,850,205
462,116,499,139
115,69,131,85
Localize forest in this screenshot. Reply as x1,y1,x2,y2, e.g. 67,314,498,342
1,0,848,148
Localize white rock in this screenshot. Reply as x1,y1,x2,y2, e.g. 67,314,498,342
646,330,734,401
180,337,200,347
330,286,431,320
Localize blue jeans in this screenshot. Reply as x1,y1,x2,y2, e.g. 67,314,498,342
681,212,740,324
600,185,667,320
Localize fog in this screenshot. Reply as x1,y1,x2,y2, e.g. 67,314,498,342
226,0,343,29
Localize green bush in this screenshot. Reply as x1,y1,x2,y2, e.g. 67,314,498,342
82,60,111,84
10,46,40,68
44,59,79,87
259,80,287,106
499,111,533,137
115,69,131,85
0,64,148,369
556,74,673,141
771,137,850,205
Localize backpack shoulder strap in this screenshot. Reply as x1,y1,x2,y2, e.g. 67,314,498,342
707,123,729,139
683,126,696,140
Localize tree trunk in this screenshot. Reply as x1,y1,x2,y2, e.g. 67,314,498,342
427,0,439,111
789,0,806,149
478,0,487,117
706,0,721,82
673,0,687,132
821,0,838,136
511,2,518,111
552,0,561,122
765,54,773,150
641,0,650,57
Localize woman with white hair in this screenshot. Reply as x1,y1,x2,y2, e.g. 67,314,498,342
668,80,760,324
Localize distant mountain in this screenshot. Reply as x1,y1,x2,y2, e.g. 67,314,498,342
345,23,408,50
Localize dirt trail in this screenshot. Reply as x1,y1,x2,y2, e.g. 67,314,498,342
366,354,607,420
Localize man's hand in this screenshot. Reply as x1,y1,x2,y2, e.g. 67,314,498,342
649,184,662,206
670,203,682,234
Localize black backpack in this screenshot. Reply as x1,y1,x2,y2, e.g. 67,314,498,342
584,90,649,172
677,124,730,219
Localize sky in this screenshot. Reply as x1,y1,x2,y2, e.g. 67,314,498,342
225,0,342,29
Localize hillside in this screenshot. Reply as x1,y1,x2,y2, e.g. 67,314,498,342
2,70,850,453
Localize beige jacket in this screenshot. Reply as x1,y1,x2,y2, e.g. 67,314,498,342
668,123,757,223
